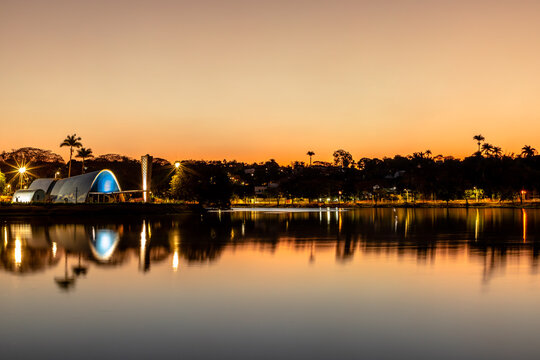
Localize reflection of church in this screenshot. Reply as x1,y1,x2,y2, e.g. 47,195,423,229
0,220,173,290
2,209,537,290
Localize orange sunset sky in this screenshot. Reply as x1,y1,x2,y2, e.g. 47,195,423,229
1,0,540,164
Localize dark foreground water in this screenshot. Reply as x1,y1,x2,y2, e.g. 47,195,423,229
1,208,540,360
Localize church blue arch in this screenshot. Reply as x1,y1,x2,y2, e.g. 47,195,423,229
90,170,121,194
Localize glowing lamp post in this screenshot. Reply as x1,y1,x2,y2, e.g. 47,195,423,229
404,189,411,203
18,167,26,189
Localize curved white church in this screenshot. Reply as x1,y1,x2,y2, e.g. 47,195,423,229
12,170,122,204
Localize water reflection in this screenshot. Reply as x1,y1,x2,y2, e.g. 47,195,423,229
54,252,75,291
1,208,540,290
523,208,528,242
90,228,120,262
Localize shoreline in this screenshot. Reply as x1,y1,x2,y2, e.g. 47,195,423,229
231,202,540,209
0,203,201,217
1,201,539,217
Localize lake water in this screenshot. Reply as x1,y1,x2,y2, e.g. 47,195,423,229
1,208,540,359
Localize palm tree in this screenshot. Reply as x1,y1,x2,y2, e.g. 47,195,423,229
492,146,503,158
521,145,537,158
473,134,485,154
60,134,82,177
481,143,493,156
76,147,93,174
306,151,315,166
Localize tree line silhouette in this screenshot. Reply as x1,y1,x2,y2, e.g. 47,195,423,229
170,136,539,205
1,134,539,205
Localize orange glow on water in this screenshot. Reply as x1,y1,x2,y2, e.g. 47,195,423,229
522,209,527,243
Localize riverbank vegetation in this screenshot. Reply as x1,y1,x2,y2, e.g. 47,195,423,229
1,135,539,207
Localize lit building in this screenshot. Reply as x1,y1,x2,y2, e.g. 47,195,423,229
11,189,46,204
13,169,122,204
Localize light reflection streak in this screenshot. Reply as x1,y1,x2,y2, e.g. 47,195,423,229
52,242,57,257
14,238,22,267
475,209,479,241
140,220,147,269
522,209,527,243
171,231,180,271
172,251,179,272
404,208,410,238
326,209,330,225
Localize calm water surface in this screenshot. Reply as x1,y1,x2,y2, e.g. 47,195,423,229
2,208,540,359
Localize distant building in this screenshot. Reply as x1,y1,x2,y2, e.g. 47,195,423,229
254,186,267,195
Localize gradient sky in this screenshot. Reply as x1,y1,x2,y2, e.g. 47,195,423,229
1,0,540,164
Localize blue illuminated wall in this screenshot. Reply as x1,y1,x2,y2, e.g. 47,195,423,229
90,171,120,193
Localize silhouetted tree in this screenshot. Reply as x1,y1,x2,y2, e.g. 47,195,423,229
170,161,232,207
307,151,315,166
521,145,537,158
492,146,503,158
482,143,494,157
473,134,485,154
333,149,353,168
60,134,82,177
76,147,93,174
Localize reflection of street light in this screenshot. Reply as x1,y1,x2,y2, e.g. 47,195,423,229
172,251,179,272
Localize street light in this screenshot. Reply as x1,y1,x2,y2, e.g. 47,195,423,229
404,189,411,203
175,161,180,169
521,190,527,204
18,167,26,189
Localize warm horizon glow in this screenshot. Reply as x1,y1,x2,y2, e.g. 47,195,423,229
1,0,540,164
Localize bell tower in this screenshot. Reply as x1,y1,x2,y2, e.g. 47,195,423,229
141,154,153,202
